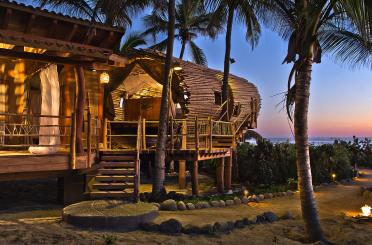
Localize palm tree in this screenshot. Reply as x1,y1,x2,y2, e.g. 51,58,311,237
38,0,150,28
143,0,216,66
152,0,176,197
266,0,372,242
119,32,147,54
206,0,261,121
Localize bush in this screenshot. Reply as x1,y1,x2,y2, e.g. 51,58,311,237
237,138,359,187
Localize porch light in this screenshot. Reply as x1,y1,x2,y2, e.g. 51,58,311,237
173,66,182,71
119,96,124,108
331,173,336,182
361,205,371,217
100,72,110,84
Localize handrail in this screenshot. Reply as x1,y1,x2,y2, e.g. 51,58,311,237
134,117,142,202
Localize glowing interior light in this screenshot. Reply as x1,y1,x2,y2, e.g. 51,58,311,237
100,72,110,84
361,205,371,217
119,97,124,108
173,66,182,71
0,43,15,49
243,190,249,197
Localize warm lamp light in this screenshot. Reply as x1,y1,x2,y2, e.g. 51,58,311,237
243,190,249,197
100,72,110,84
361,205,371,217
173,66,182,71
331,173,336,181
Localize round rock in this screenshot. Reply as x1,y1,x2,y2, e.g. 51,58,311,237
160,199,178,211
234,197,242,205
62,200,159,231
186,203,195,210
159,219,182,234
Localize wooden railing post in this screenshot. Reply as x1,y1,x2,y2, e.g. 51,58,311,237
209,117,213,152
170,117,174,152
134,117,142,202
69,113,76,169
178,119,187,189
103,118,107,150
95,116,99,160
192,116,200,196
87,112,91,168
142,118,146,150
195,116,199,151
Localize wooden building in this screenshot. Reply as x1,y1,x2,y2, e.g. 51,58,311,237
0,1,261,203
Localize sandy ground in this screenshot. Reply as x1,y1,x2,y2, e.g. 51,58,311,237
0,170,372,245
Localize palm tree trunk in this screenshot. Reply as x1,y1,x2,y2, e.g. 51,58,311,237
222,6,234,122
152,0,176,196
179,40,187,59
294,58,325,242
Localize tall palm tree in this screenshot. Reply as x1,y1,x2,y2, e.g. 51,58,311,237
143,0,216,66
152,0,176,197
266,0,372,242
119,32,147,54
206,0,261,121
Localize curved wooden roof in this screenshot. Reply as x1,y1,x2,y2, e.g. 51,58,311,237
113,49,261,130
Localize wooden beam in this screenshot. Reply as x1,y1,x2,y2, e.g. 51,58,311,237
99,31,114,48
74,64,86,154
1,8,12,29
224,149,233,191
191,160,199,196
178,160,186,189
216,158,224,193
24,14,36,33
48,19,58,38
84,28,97,45
65,24,79,42
0,48,94,65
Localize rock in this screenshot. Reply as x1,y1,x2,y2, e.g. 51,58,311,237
140,222,160,232
264,212,279,222
225,200,234,206
200,201,211,209
200,224,214,234
160,199,178,211
210,200,220,208
195,202,203,209
177,201,187,211
153,203,160,210
242,196,250,204
186,203,195,210
234,197,242,205
227,221,235,231
213,222,229,233
234,220,245,229
286,190,294,196
258,194,265,200
183,225,201,234
219,200,226,207
251,194,258,201
159,219,182,234
263,193,272,199
280,211,295,220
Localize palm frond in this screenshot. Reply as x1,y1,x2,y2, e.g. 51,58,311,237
120,33,147,54
189,40,207,66
149,38,168,52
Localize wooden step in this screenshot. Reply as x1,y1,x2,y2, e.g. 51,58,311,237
99,161,135,168
101,155,136,161
89,191,134,198
95,175,135,182
98,169,135,175
101,151,137,155
93,183,135,190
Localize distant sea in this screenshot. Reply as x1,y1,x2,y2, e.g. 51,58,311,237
247,137,372,146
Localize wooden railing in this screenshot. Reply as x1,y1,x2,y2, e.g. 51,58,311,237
104,117,235,151
134,117,142,202
0,112,99,169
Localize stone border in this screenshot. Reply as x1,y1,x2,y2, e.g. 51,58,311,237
158,190,296,211
140,211,295,235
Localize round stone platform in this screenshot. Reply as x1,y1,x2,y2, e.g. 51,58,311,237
62,200,159,231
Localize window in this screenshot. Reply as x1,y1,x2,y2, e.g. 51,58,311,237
233,103,242,117
214,91,222,105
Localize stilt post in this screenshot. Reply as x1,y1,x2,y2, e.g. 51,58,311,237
224,148,233,191
216,157,224,193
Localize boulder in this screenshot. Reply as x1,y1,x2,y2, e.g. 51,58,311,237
186,203,195,210
242,196,250,204
160,199,178,211
234,197,242,205
225,200,234,206
177,201,187,211
280,211,295,220
183,225,201,234
210,200,220,208
213,222,229,233
200,201,211,209
258,194,265,200
234,220,245,229
159,219,182,234
219,200,226,207
264,212,279,223
153,203,160,210
140,222,160,232
200,224,214,234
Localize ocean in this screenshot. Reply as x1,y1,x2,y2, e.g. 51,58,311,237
246,137,372,146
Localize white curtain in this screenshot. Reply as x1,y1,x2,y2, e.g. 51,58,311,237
29,64,60,154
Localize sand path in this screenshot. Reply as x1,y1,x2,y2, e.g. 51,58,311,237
0,170,371,244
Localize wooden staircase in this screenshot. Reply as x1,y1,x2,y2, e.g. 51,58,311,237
88,151,139,200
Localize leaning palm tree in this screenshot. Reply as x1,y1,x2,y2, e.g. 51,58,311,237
119,32,147,54
143,0,216,66
266,0,372,242
206,0,261,121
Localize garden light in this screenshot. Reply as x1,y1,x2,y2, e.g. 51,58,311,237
361,205,371,217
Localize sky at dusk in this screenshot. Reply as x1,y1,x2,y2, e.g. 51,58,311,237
21,1,372,138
